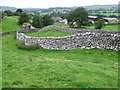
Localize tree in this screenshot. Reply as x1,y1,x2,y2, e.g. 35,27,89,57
4,10,14,16
67,13,75,27
95,19,105,29
16,9,23,13
0,11,3,22
0,11,7,22
32,14,43,28
67,7,88,27
109,15,117,18
16,9,23,15
60,14,68,19
18,12,30,25
42,14,54,26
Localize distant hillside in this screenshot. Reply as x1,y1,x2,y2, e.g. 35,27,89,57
0,6,17,12
0,4,118,13
85,4,118,10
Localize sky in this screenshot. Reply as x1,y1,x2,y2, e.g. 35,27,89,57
0,0,119,8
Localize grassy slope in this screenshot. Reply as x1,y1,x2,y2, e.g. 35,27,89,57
104,25,119,30
0,35,2,89
53,23,69,27
86,25,119,31
101,13,118,16
54,23,119,31
86,5,117,10
25,29,72,37
1,16,119,88
0,16,21,33
2,33,118,88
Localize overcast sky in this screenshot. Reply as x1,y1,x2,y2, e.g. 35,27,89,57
0,0,119,8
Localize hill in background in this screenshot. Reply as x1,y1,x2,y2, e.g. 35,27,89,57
0,4,118,12
0,6,17,12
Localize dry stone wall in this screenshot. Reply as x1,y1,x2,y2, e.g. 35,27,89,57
16,25,120,51
0,29,39,35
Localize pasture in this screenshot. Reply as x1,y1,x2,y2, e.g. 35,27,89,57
1,16,119,88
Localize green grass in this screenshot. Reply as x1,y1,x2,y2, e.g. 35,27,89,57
53,23,69,27
0,16,21,33
1,33,118,88
104,25,119,30
0,35,2,89
86,5,117,10
1,15,119,88
85,24,119,30
101,13,118,16
53,23,119,31
25,29,72,37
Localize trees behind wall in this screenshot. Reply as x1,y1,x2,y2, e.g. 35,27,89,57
18,12,30,25
67,7,88,27
32,14,54,28
32,14,43,28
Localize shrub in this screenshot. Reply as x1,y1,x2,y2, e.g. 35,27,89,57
17,40,39,50
4,10,14,16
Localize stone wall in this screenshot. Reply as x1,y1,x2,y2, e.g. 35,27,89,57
16,25,120,51
0,27,40,36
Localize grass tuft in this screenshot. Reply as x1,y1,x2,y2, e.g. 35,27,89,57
17,40,39,50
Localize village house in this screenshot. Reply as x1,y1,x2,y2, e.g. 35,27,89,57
52,17,63,23
22,23,31,30
59,19,68,24
88,16,119,24
103,18,119,24
52,16,118,25
52,17,68,24
22,23,36,30
88,16,98,23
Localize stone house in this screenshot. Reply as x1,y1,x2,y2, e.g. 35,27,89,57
22,23,31,30
103,18,118,23
52,17,63,23
88,16,119,24
88,16,99,23
59,19,68,24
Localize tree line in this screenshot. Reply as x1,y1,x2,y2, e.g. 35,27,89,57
0,9,24,22
1,8,106,29
18,12,54,28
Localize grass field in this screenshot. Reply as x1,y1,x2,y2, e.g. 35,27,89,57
54,23,119,31
101,13,118,16
104,25,119,30
1,16,119,88
0,35,2,89
53,23,69,27
1,33,118,88
25,29,72,37
0,16,21,33
86,25,119,31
